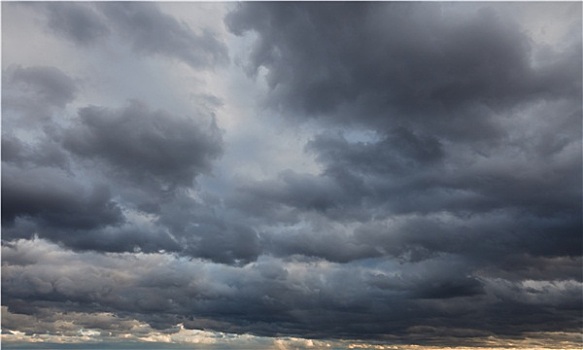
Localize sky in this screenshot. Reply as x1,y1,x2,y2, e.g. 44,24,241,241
1,1,582,349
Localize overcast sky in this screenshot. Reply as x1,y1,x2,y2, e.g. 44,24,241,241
1,2,582,349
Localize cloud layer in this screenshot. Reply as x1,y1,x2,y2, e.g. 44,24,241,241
2,2,582,348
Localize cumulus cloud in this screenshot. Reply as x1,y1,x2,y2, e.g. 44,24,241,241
2,1,581,347
2,88,228,257
226,1,581,265
63,100,223,190
2,239,581,345
42,2,110,46
219,2,582,340
226,3,580,132
1,165,123,231
2,65,78,129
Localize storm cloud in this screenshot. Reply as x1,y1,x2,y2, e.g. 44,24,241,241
227,1,581,266
226,2,580,131
2,2,582,349
2,239,581,344
63,101,223,190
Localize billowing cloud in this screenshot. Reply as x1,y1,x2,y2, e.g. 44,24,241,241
1,165,123,230
2,1,581,348
1,92,251,261
2,65,78,130
2,239,581,345
225,2,581,133
226,1,581,266
63,101,223,190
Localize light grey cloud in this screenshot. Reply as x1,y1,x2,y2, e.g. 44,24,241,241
34,2,228,70
98,2,229,69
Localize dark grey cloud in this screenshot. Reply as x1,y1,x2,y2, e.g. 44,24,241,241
0,165,256,263
226,2,581,138
0,66,234,263
232,126,580,264
153,192,262,265
218,2,582,341
63,100,222,191
1,63,229,262
0,163,165,256
2,240,581,345
2,75,253,264
42,2,109,46
2,65,77,121
1,94,251,263
2,2,581,347
1,165,123,231
1,133,69,170
226,1,581,260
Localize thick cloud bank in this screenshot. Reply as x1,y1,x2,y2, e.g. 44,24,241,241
2,2,582,348
226,0,581,269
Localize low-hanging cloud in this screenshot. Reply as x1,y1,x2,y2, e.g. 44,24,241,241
226,1,581,264
2,239,581,343
2,1,581,347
